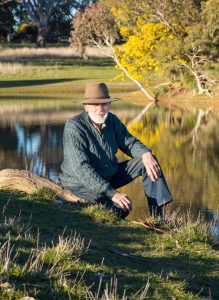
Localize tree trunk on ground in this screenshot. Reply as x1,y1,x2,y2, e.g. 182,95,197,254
0,169,85,204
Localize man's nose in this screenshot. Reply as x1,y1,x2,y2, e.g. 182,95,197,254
97,104,107,110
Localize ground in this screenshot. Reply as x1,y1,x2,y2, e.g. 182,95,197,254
0,190,218,299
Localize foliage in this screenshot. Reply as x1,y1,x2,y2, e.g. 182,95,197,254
0,0,95,46
105,0,219,96
15,22,37,43
70,1,156,100
70,2,118,58
0,0,21,41
114,22,173,83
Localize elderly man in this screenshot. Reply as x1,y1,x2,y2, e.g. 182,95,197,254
60,83,172,218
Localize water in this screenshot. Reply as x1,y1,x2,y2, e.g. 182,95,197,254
0,103,219,233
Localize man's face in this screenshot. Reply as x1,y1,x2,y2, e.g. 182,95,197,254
84,103,111,124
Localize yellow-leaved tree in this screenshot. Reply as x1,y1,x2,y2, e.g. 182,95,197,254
114,21,173,85
108,0,218,97
70,2,159,101
70,0,218,100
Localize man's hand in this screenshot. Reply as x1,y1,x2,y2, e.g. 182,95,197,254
112,192,132,212
142,152,161,182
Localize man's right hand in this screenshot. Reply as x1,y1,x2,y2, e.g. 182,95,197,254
112,192,132,212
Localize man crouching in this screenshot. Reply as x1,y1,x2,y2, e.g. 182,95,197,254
59,83,172,218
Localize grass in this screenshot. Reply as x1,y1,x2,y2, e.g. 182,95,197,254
0,46,219,110
0,190,218,299
0,46,135,109
0,46,219,298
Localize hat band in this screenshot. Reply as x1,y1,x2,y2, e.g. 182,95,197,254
84,96,111,100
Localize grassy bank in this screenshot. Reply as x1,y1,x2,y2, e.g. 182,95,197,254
1,47,218,109
0,190,218,299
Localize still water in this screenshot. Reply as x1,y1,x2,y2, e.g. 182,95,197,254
0,103,219,229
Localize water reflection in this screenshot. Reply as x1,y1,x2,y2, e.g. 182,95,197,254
15,123,41,156
0,104,219,224
0,122,63,182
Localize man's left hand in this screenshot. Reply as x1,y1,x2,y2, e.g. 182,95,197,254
142,152,161,182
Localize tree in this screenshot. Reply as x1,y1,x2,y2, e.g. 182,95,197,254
0,0,96,45
0,0,20,42
71,0,218,98
20,0,58,47
113,21,173,98
70,2,157,101
108,0,218,96
19,0,94,47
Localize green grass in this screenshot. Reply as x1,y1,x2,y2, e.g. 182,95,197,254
1,48,218,109
0,56,141,108
0,190,218,299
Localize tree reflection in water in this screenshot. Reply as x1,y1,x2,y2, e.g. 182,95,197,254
121,106,219,222
13,122,63,182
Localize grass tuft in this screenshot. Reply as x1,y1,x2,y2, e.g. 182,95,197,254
143,209,213,257
41,231,89,266
82,204,121,224
87,276,150,300
32,187,57,201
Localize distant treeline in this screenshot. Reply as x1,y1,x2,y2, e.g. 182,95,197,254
0,0,96,47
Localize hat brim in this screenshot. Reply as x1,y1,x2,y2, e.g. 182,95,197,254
82,98,121,104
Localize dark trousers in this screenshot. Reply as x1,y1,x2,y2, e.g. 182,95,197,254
68,157,172,219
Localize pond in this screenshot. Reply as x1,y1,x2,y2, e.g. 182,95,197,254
0,102,219,233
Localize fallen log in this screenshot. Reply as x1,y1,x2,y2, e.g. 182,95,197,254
0,169,84,203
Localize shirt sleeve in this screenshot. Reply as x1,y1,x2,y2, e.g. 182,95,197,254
113,115,151,158
62,122,117,199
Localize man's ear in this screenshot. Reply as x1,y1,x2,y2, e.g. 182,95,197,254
83,104,87,112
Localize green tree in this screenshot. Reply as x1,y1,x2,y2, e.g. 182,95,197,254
20,0,94,47
0,0,20,42
71,0,218,98
109,0,218,96
48,0,96,44
70,2,157,101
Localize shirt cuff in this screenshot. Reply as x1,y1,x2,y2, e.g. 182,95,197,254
104,183,117,199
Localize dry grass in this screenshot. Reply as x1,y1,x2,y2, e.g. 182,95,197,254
0,46,111,61
0,202,151,299
141,208,214,258
0,62,32,75
87,277,150,300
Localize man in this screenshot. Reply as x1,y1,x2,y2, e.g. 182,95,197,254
60,83,172,218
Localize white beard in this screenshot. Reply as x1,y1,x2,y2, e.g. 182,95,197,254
88,112,108,124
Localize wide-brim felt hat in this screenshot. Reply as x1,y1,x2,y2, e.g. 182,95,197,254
82,83,121,104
